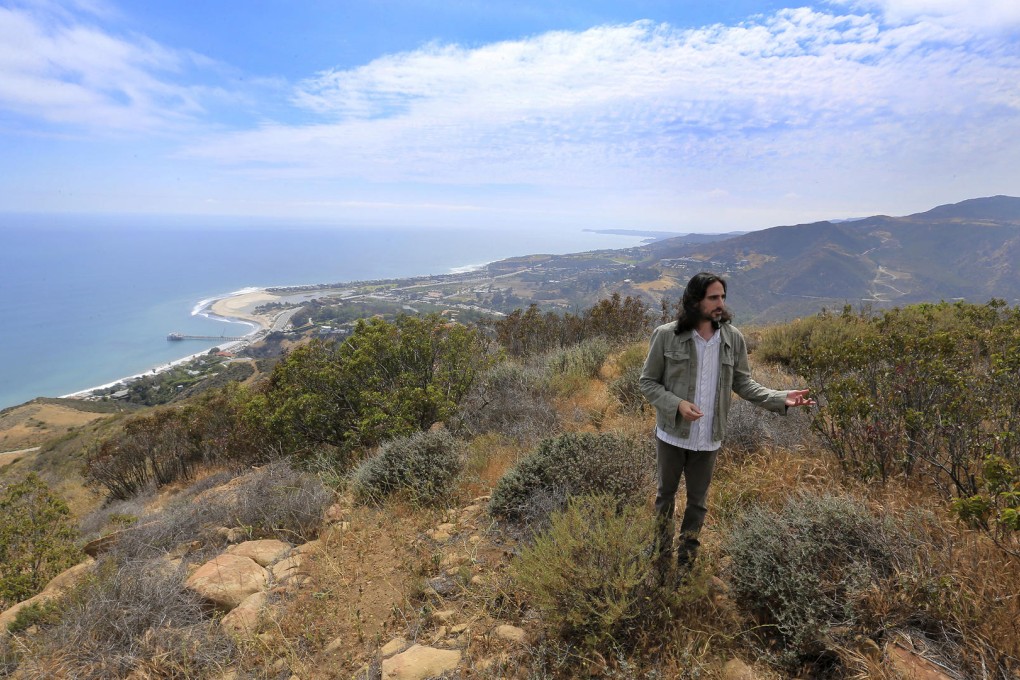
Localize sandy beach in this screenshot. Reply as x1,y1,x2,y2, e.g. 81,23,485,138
207,289,281,329
59,289,289,401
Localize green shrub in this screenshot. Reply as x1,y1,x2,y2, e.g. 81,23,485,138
251,314,491,458
724,491,909,666
351,429,465,506
0,474,82,610
510,495,664,650
609,363,644,413
489,432,653,525
545,336,612,380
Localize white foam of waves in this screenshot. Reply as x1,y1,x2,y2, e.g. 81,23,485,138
449,262,489,274
59,339,247,400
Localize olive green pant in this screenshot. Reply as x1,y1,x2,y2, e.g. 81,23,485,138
654,437,719,560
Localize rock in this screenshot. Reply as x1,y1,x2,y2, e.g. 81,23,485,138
380,636,411,658
292,539,323,555
323,635,345,654
226,539,292,567
722,658,757,680
271,554,307,583
432,609,456,624
220,591,268,637
470,574,487,587
82,530,125,557
427,576,459,598
380,644,462,680
887,644,955,680
324,503,346,523
427,529,452,542
494,624,526,644
186,553,268,610
440,553,467,569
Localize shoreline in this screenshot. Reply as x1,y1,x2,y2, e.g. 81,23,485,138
60,288,284,401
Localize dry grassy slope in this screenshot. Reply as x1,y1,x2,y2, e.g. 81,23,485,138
5,345,1019,678
0,400,111,454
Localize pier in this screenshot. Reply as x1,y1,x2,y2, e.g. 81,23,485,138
167,332,245,342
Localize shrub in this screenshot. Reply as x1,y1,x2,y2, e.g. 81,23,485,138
609,362,644,413
351,429,465,506
724,363,815,455
452,359,559,443
251,314,492,458
510,495,664,650
545,336,612,380
16,558,240,679
724,491,910,667
0,474,82,610
489,432,653,526
110,462,331,560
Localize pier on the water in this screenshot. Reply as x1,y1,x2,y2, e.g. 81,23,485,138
167,332,244,342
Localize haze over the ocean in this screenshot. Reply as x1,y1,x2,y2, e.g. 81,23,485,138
1,0,1018,232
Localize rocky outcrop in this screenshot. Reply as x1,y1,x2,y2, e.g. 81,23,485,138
225,539,292,567
380,644,462,680
185,553,268,610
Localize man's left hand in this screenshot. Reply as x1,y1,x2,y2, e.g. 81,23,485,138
785,389,816,408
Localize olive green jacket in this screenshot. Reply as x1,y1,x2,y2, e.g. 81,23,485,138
638,321,789,442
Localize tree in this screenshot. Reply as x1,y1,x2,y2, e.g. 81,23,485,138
0,474,82,610
252,314,491,460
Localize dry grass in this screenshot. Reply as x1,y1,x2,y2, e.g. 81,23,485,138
268,502,438,678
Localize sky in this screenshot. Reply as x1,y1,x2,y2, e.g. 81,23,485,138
1,0,1018,233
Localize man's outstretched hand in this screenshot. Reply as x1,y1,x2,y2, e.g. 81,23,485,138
785,389,816,408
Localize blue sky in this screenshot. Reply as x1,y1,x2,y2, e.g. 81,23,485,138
1,0,1018,232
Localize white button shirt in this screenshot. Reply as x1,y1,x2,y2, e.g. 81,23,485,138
656,328,722,452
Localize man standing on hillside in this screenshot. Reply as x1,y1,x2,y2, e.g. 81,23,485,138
639,271,814,575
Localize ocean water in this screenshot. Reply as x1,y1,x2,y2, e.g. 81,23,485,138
0,214,645,410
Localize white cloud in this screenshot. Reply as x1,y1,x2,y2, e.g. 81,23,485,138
835,0,1020,29
184,7,1020,206
0,3,216,133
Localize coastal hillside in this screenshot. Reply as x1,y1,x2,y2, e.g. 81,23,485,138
639,195,1020,322
1,296,1018,679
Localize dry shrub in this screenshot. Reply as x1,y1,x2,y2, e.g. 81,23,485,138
111,462,330,561
351,429,465,506
13,558,242,679
720,488,1009,677
488,431,654,528
724,362,816,456
453,359,559,444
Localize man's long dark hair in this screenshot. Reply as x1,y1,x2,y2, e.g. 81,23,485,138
675,271,732,334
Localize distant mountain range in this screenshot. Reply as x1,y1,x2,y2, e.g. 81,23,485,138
638,195,1020,322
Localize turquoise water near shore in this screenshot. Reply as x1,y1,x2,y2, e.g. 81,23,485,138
0,214,645,411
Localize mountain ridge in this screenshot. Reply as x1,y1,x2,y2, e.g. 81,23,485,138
632,195,1020,322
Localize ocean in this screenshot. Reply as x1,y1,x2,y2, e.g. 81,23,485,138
0,214,646,411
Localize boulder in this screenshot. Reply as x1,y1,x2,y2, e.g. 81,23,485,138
186,553,268,610
380,644,461,680
271,554,308,583
226,539,292,567
220,591,268,637
494,624,526,644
